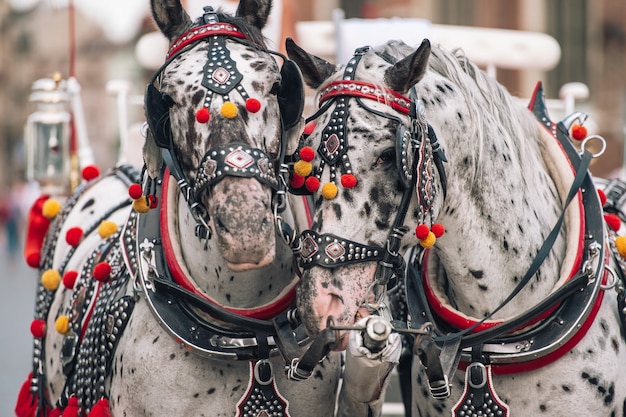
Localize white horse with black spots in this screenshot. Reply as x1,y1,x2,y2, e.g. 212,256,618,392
285,36,626,416
13,1,369,416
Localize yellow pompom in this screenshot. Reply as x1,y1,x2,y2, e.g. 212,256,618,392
98,220,118,238
133,198,150,214
616,236,626,258
419,231,437,248
321,182,338,199
221,102,239,119
42,199,62,219
41,269,61,291
55,315,70,334
294,160,313,177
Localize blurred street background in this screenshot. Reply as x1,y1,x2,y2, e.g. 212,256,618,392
1,0,626,415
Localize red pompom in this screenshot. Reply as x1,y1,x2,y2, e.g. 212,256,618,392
93,262,112,283
63,396,80,417
431,223,445,238
571,124,587,141
30,319,46,338
148,194,159,209
196,107,210,123
81,165,100,181
604,213,622,232
245,98,261,113
299,146,316,162
290,174,305,189
415,224,430,240
65,227,84,247
340,173,357,188
598,189,607,207
303,121,316,136
305,176,320,192
128,183,143,200
63,270,79,289
88,398,112,417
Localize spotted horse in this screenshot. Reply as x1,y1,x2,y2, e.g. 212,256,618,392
285,37,626,416
13,1,359,416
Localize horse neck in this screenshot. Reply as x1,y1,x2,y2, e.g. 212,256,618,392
164,176,299,308
428,114,571,319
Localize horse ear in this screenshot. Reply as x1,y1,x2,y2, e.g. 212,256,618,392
150,0,193,41
384,39,431,94
236,0,273,30
286,38,336,89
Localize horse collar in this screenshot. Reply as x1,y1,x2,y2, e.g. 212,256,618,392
122,168,307,360
407,83,608,376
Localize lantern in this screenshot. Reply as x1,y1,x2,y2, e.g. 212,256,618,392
24,74,72,195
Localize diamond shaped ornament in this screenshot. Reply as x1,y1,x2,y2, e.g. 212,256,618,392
225,149,254,169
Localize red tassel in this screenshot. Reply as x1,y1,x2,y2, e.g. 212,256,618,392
24,195,52,268
88,398,112,417
50,408,63,417
598,189,607,207
63,396,80,417
15,373,38,417
604,213,622,232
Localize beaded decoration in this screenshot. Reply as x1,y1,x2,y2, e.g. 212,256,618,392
192,9,262,124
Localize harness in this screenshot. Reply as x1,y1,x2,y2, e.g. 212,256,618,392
294,46,448,294
404,83,615,412
144,7,304,243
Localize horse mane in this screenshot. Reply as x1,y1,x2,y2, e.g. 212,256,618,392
375,40,544,184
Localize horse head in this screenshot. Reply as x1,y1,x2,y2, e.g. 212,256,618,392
286,38,449,345
145,0,303,271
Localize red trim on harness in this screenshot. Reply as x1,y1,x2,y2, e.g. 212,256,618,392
166,22,246,60
160,168,297,320
318,80,412,115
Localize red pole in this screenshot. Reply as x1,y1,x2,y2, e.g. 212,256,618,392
68,0,76,77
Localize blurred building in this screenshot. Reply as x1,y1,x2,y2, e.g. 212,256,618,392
0,0,625,189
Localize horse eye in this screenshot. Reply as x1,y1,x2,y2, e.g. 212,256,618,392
269,82,280,95
373,148,395,168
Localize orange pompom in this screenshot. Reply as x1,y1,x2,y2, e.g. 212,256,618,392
128,183,143,200
290,174,305,189
597,189,607,207
196,107,210,123
431,223,445,238
133,198,150,214
299,146,316,162
605,213,622,232
65,227,84,247
571,124,587,141
415,224,430,240
221,102,238,119
294,160,313,177
419,231,437,248
305,176,320,192
63,270,79,289
93,262,112,283
321,182,338,199
41,269,61,291
245,98,261,113
30,319,46,338
340,174,357,188
616,235,626,258
81,165,100,181
55,316,70,335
